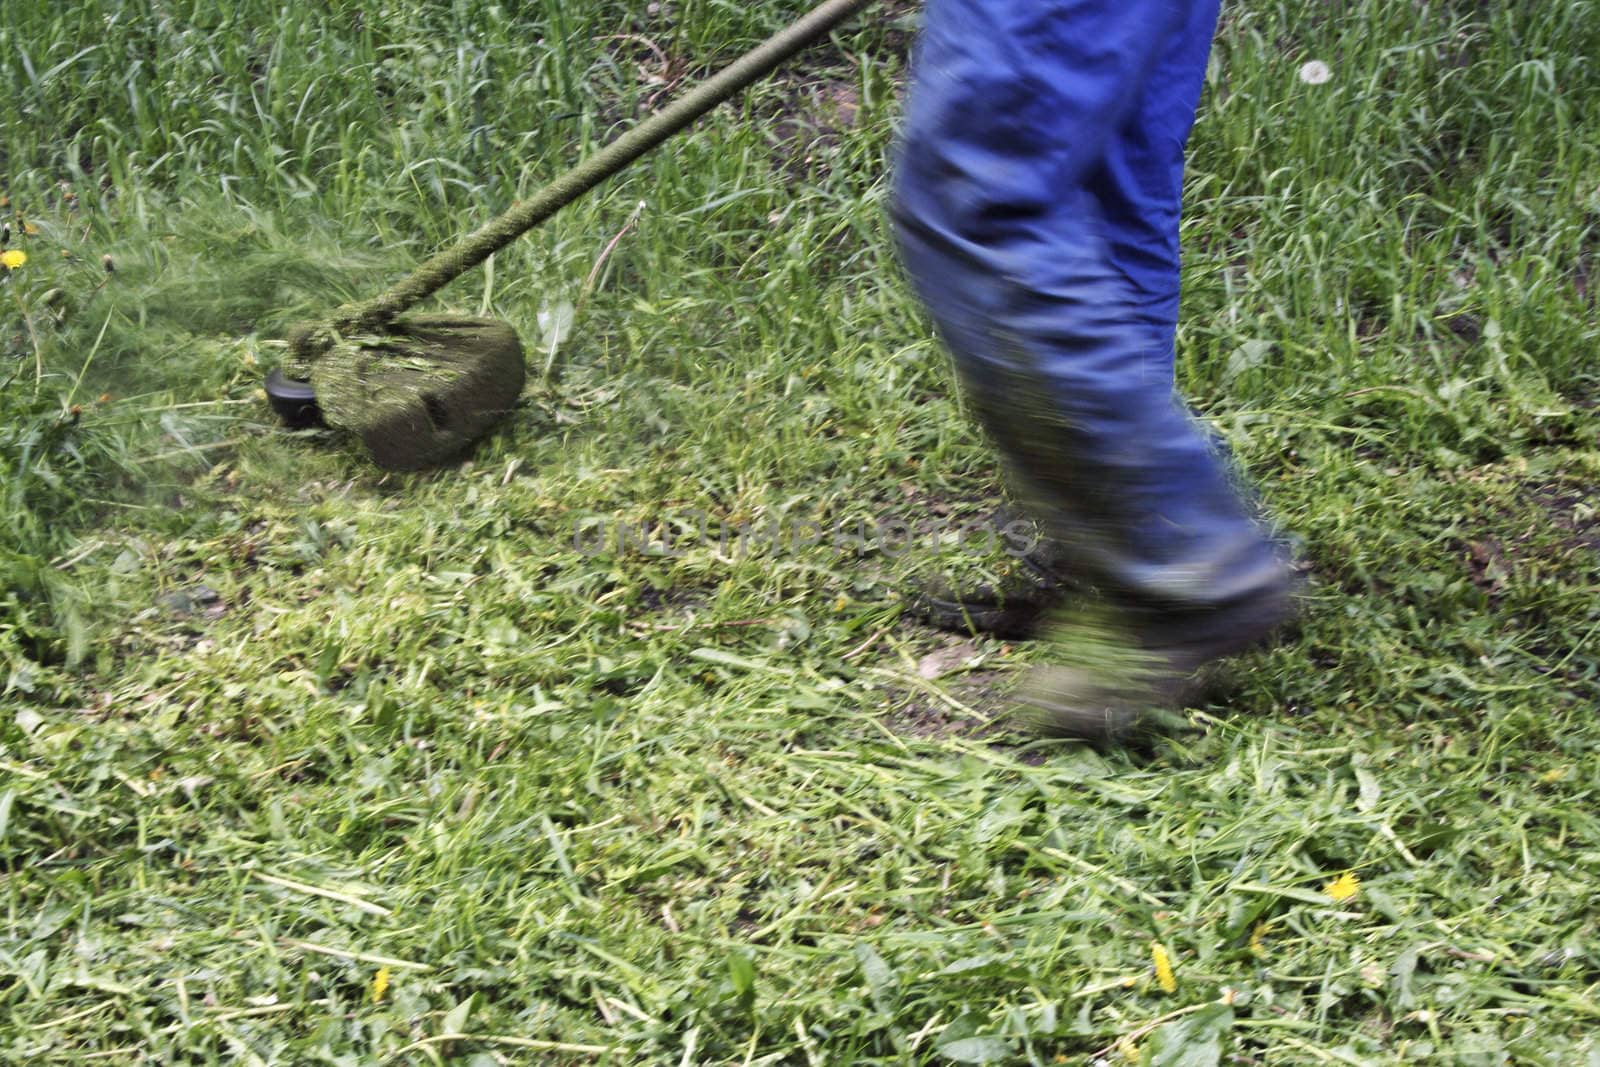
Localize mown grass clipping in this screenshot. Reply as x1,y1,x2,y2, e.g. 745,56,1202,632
2,0,1598,1063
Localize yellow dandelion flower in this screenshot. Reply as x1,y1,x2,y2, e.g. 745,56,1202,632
371,966,391,1004
1151,940,1177,993
1119,1038,1141,1063
1324,871,1361,902
1,250,26,270
1249,921,1271,958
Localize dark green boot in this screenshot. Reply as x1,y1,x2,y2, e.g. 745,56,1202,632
909,512,1088,639
1017,577,1299,743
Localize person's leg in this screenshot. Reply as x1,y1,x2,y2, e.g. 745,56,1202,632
1087,0,1220,382
893,0,1293,735
907,2,1237,637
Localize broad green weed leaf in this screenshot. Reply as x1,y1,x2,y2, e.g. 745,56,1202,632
938,1036,1011,1064
855,942,896,998
442,993,475,1034
1143,1004,1232,1067
728,950,756,997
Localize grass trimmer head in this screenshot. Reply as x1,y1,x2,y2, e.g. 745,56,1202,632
276,316,524,471
267,0,869,471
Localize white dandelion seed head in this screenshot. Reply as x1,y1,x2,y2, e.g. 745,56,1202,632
1299,60,1332,85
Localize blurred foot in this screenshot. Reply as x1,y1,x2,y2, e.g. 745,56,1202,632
910,514,1087,639
1016,575,1299,743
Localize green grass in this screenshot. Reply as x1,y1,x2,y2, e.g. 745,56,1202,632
3,0,1599,1062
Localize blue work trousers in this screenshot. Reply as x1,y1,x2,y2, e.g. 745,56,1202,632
892,0,1285,608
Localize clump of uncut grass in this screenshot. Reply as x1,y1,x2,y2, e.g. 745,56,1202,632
3,0,1600,1063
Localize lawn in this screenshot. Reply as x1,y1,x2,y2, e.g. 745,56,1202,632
2,0,1598,1063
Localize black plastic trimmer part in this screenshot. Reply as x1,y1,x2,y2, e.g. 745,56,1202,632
264,368,324,429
